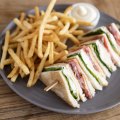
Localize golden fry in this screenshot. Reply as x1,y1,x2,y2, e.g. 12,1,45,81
27,65,35,87
59,22,70,35
23,20,32,29
77,20,92,26
47,16,58,23
34,6,40,19
21,40,33,68
13,18,26,30
64,6,72,15
72,30,84,35
3,58,13,66
52,12,76,23
69,24,79,33
0,31,10,69
49,42,54,64
8,43,18,49
11,12,26,38
28,35,37,58
11,72,19,82
8,67,19,78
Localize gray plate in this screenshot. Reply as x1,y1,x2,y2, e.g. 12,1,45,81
0,4,120,114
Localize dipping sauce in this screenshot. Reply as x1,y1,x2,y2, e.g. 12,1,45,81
69,3,100,29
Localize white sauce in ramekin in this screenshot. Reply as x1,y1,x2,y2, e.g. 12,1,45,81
69,3,100,29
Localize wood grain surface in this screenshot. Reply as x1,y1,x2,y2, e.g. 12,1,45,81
0,0,120,119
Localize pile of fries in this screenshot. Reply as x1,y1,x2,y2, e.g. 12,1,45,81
0,0,92,87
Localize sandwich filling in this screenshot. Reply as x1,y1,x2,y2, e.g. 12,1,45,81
68,58,93,99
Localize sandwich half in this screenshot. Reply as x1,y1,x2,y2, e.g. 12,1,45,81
89,40,117,78
40,63,86,108
83,26,120,63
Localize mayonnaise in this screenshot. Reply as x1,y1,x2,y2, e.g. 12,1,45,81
69,3,100,29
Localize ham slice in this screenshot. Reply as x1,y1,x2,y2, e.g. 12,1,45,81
68,58,93,99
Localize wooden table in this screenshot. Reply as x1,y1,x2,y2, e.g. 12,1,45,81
0,0,120,119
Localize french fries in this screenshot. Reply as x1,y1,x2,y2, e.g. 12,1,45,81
38,0,56,58
0,1,92,87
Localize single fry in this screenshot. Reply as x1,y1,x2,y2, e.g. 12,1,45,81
33,42,50,85
69,24,79,33
47,16,58,23
8,43,18,49
13,18,26,30
64,6,72,15
45,24,57,30
72,30,84,35
63,33,80,44
11,72,19,82
7,67,19,78
59,22,70,35
0,31,10,69
19,69,25,78
52,12,76,23
21,40,33,68
23,20,32,29
3,58,13,66
77,20,92,26
28,35,37,58
11,12,26,38
8,49,30,75
41,10,45,16
38,0,56,58
49,42,54,64
54,50,68,62
34,6,40,19
57,21,64,28
27,65,35,87
44,30,53,34
28,14,35,19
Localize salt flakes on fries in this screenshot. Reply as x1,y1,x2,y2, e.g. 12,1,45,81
0,0,92,87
